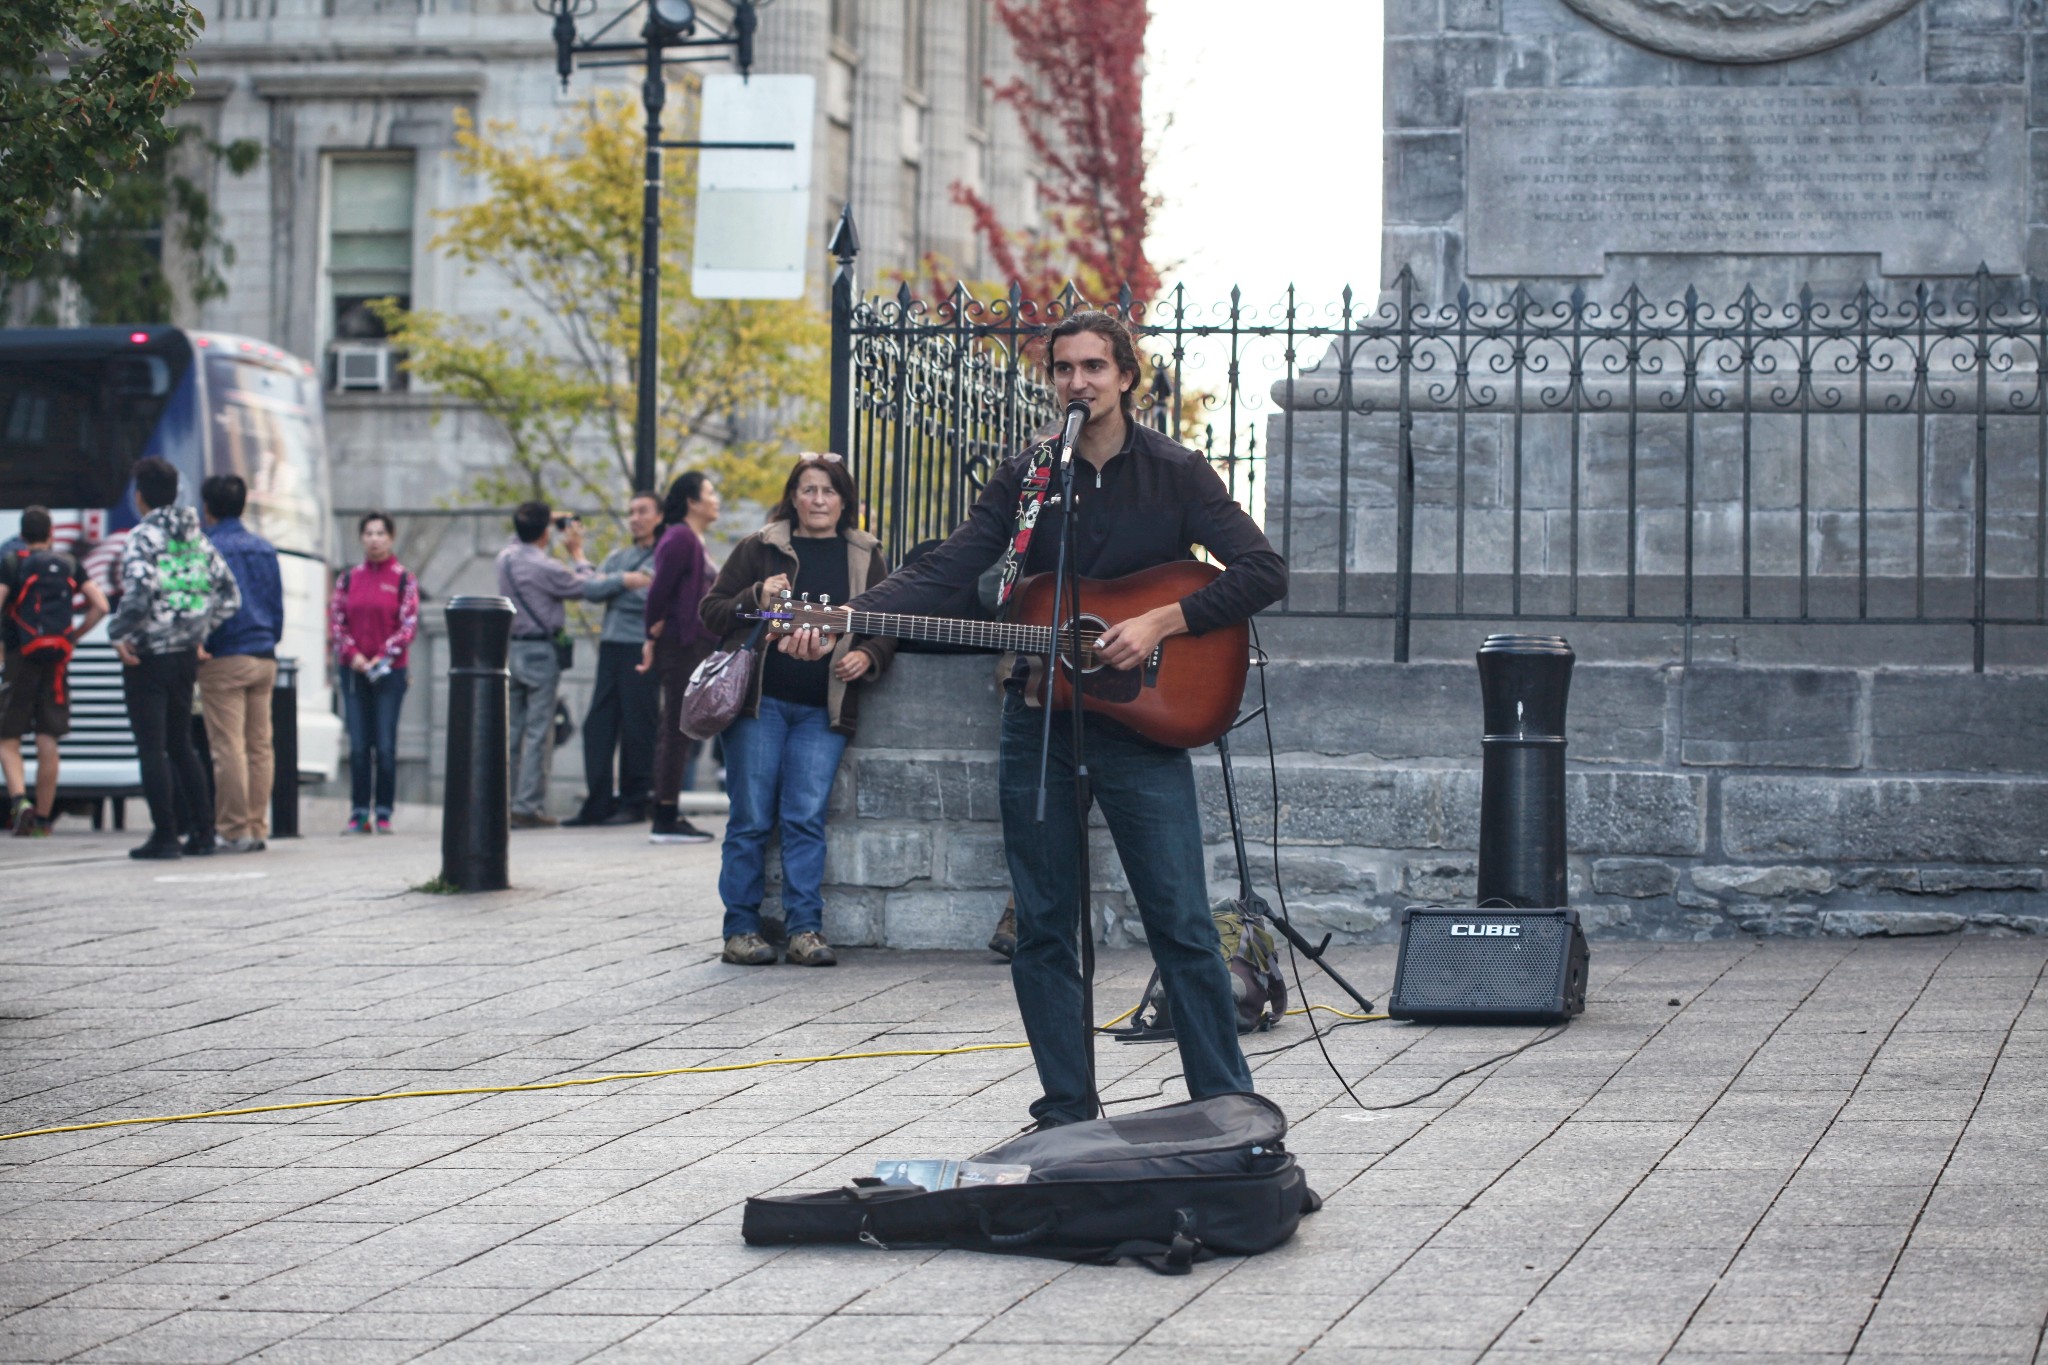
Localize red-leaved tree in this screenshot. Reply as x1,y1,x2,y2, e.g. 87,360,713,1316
946,0,1160,308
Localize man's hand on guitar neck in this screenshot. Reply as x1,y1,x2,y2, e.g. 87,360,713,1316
1093,602,1188,672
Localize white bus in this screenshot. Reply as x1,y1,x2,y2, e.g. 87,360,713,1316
0,327,343,813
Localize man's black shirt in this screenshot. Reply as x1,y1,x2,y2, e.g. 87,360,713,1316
852,419,1286,634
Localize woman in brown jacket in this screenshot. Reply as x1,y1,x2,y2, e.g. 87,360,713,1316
698,454,896,966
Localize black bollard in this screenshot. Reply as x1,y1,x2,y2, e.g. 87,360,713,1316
1475,633,1574,909
440,596,515,891
270,657,300,838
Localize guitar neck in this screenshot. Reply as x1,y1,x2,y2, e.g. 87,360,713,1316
840,610,1058,656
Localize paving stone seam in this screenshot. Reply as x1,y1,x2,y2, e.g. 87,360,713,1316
1837,950,2048,1363
1646,939,1959,1363
1186,943,1767,1361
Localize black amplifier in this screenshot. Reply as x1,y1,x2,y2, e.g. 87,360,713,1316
1387,907,1589,1025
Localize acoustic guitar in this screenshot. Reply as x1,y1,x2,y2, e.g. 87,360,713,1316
753,560,1249,750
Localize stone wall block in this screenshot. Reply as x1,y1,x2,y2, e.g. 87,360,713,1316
1405,857,1479,902
1692,865,1836,898
1840,867,1922,892
1251,661,1477,759
1387,133,1467,226
1553,30,1679,86
821,890,884,947
1569,666,1670,764
1387,36,1504,128
1212,848,1380,897
1593,857,1678,898
1722,777,2048,863
824,826,932,889
939,827,1010,889
853,654,1004,751
1388,0,1445,35
1926,0,2013,29
884,890,1007,950
1568,771,1706,855
1821,909,1969,937
1731,904,1823,937
1928,30,2025,82
1680,667,1861,769
1447,0,1502,30
1196,762,1448,848
853,756,1001,821
1915,867,2046,895
1288,901,1397,941
1869,672,2048,775
2032,32,2048,125
1775,6,1924,84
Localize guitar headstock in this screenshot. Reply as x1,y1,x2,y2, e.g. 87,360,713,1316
757,591,853,636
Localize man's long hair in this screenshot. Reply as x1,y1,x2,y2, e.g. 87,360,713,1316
1046,311,1142,420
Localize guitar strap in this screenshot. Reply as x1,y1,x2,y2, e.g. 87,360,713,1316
993,438,1059,610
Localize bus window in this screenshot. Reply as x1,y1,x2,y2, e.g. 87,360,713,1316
205,354,330,559
0,354,183,510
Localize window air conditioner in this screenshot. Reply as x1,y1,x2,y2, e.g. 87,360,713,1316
333,344,393,393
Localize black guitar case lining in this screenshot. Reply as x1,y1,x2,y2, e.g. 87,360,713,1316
741,1092,1319,1273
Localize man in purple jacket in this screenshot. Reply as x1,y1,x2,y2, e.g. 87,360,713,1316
640,470,722,844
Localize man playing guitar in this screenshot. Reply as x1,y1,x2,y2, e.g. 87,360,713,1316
787,310,1287,1128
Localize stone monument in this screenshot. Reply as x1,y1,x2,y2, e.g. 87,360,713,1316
1385,0,2040,302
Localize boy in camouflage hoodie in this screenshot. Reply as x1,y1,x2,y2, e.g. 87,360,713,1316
109,458,242,859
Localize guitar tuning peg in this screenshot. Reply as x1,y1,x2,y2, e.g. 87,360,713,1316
802,592,812,603
820,593,831,607
780,588,792,601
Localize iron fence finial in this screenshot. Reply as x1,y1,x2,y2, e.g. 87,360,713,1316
827,203,859,263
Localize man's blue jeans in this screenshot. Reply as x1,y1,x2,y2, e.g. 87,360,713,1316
339,666,408,820
719,696,849,940
999,692,1253,1125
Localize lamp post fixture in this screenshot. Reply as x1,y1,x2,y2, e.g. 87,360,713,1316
538,0,784,496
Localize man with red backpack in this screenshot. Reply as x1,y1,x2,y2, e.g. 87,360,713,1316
0,507,110,836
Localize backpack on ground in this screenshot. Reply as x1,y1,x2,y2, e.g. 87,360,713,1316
741,1092,1319,1273
7,550,77,670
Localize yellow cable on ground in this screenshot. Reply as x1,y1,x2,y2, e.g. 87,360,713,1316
0,1000,1157,1145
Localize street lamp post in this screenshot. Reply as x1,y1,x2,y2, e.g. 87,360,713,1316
539,0,781,496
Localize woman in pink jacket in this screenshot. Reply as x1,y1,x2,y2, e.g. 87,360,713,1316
327,512,419,834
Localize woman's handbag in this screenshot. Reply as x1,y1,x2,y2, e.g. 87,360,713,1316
679,620,769,740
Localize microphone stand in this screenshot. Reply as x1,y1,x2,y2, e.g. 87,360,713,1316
1032,419,1097,1119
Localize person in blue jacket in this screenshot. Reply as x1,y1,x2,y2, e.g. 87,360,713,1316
198,474,285,853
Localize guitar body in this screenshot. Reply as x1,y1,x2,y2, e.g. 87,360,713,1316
1011,561,1249,750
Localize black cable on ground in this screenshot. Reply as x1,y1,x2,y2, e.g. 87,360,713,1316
1249,619,1372,1112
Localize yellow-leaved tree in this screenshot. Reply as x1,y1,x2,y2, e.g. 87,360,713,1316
377,91,826,515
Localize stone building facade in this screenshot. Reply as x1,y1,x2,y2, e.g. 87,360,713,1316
166,0,1038,521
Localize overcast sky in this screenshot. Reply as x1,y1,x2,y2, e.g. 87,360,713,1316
1145,1,1384,315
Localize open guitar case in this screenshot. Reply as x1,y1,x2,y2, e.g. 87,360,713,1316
742,1092,1319,1272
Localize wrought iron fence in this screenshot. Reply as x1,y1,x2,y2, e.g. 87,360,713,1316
831,256,2048,670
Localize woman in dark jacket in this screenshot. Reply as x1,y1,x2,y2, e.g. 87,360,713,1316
699,454,896,967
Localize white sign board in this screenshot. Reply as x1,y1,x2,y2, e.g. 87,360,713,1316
691,73,815,301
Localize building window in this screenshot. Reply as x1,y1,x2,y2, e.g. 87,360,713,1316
326,156,415,342
966,0,987,129
830,0,857,47
903,0,926,97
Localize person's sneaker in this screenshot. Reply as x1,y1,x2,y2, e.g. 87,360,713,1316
649,811,714,844
375,817,392,835
602,804,649,825
343,815,372,835
219,836,266,854
509,811,559,829
182,833,218,857
721,933,777,966
129,835,183,860
989,897,1018,961
784,931,838,967
9,795,33,837
24,814,54,839
561,804,610,827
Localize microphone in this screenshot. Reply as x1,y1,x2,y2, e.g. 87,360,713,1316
1057,399,1089,469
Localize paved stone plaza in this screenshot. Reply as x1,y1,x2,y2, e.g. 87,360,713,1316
2,814,2044,1364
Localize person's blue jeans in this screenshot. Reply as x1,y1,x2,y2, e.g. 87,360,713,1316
340,667,407,819
718,697,849,940
999,691,1253,1126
